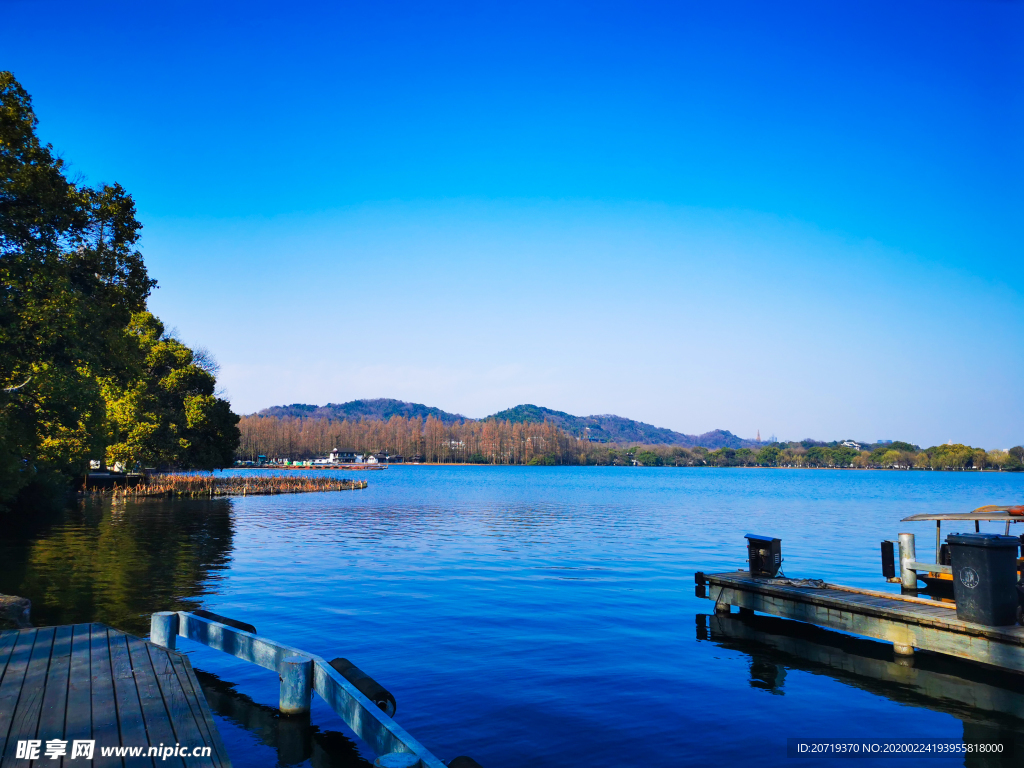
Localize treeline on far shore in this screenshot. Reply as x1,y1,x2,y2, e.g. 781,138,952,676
237,414,1024,471
622,441,1024,470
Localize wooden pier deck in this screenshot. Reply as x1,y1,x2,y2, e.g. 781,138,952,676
0,624,230,767
698,570,1024,672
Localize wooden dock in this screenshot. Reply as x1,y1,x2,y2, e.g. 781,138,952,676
0,624,230,767
698,570,1024,672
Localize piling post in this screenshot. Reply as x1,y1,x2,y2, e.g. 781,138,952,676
893,642,915,657
898,533,917,590
373,754,422,768
280,656,313,715
150,611,179,650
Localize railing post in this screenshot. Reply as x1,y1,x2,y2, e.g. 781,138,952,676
280,655,313,715
150,611,179,650
898,533,917,590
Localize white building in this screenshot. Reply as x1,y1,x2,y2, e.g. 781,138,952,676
328,448,363,464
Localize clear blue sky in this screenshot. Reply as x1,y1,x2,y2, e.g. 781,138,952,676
5,0,1022,447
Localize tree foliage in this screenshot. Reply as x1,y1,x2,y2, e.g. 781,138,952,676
0,72,156,502
0,72,238,508
102,313,239,472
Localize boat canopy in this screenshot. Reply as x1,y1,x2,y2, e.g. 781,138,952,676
901,505,1024,522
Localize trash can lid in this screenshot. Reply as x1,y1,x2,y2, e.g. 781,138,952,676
946,532,1020,548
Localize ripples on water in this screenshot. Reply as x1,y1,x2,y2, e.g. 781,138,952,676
3,467,1024,767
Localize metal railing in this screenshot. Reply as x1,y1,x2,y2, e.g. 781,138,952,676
151,610,448,768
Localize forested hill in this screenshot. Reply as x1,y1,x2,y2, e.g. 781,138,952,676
258,398,467,424
257,399,754,448
488,405,753,448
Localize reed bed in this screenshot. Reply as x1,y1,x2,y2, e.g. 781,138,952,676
95,474,368,499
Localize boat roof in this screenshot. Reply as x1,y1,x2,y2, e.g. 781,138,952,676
901,505,1024,522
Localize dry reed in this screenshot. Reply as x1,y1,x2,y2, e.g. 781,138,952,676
92,474,368,499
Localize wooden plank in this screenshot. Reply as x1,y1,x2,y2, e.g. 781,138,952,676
2,625,233,768
36,626,73,761
0,630,38,760
146,645,215,768
107,631,154,768
0,632,19,683
726,577,937,617
167,653,230,768
126,635,185,768
906,605,958,619
90,625,121,768
2,627,55,767
64,625,94,768
707,572,1024,641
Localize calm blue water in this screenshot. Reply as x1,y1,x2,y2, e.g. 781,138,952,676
4,467,1024,767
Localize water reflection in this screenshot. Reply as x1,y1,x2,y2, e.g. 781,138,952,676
0,497,234,635
194,671,371,767
697,612,1024,766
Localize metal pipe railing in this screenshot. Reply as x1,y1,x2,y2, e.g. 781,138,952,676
151,611,447,768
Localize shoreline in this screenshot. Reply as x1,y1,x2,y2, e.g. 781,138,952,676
232,464,1019,472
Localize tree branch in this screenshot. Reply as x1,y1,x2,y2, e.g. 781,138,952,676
3,376,32,393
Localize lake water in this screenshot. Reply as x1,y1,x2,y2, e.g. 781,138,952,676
3,467,1024,767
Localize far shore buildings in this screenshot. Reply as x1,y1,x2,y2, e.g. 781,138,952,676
329,449,363,464
238,449,404,467
315,449,403,465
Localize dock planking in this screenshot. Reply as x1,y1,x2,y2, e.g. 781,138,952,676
0,624,230,767
701,570,1024,671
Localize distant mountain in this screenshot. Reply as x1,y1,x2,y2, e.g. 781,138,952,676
256,399,755,449
487,404,754,449
257,398,467,424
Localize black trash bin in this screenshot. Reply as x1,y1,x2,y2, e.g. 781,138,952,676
947,533,1019,626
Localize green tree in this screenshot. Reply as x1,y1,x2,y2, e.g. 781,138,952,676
756,445,781,466
1,72,153,505
928,443,975,470
734,448,754,466
804,446,834,467
889,441,917,452
829,446,857,466
102,313,239,471
1005,446,1024,472
709,447,736,466
526,453,556,465
879,449,900,467
634,450,663,466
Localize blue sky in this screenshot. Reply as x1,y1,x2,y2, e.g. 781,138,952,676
4,0,1022,447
